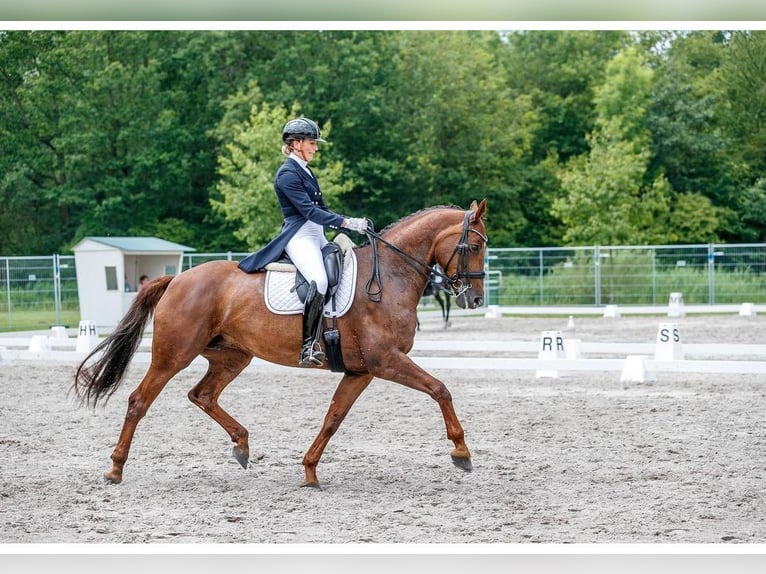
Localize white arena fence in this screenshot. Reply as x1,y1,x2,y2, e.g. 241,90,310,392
2,319,765,384
2,243,766,330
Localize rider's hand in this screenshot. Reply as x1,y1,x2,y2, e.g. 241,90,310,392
344,217,369,234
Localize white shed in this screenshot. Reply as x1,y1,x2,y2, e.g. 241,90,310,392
72,236,195,329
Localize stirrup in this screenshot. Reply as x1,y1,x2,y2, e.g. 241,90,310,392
299,341,325,367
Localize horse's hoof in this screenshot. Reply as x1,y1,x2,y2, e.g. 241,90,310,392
300,480,322,490
103,471,123,484
451,455,473,472
232,446,249,469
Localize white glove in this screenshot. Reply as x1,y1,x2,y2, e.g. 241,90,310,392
344,217,369,234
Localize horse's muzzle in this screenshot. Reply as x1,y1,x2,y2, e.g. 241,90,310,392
456,290,483,309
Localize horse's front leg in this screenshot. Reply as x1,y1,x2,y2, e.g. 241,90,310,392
301,372,374,488
372,352,472,472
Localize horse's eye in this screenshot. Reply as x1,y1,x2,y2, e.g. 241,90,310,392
469,244,480,254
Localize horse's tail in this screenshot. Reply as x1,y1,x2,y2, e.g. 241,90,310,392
72,275,174,407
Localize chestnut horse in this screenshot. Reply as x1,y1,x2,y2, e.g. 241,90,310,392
73,199,487,488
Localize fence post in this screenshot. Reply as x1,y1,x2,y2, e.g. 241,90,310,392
594,245,601,306
538,249,544,305
707,243,715,305
652,247,657,305
53,254,62,326
4,258,10,329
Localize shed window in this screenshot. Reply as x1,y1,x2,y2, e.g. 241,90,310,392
105,266,118,291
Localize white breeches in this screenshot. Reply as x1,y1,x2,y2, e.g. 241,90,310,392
285,220,329,296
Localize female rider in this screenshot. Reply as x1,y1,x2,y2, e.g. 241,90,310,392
238,117,368,367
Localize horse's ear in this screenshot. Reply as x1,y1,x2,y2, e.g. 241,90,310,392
470,198,487,222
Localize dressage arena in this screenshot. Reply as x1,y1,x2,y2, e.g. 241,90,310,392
1,310,765,546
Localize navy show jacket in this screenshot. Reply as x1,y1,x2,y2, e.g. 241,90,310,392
238,157,347,273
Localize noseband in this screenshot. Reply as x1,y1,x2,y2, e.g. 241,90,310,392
363,210,488,302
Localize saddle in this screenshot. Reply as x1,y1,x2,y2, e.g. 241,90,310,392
264,234,356,314
292,242,345,304
263,235,357,373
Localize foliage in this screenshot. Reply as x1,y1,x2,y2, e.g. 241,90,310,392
553,47,670,245
1,29,766,256
210,83,353,249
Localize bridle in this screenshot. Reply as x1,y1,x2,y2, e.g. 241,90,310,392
363,210,488,302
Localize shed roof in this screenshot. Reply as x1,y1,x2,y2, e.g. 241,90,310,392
74,236,196,253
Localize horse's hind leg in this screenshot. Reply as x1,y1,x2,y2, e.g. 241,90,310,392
105,363,184,484
188,349,253,469
301,372,374,488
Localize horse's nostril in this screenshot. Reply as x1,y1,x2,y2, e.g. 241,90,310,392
474,297,483,308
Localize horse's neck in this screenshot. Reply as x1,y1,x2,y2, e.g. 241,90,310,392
356,211,459,307
384,217,442,264
371,214,448,297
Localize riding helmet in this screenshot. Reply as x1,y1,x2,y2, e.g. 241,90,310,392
282,117,327,143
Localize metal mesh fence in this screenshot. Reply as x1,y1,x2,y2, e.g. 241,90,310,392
485,244,766,307
3,243,766,330
1,255,78,330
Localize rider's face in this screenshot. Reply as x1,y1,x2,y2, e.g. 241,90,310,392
293,138,318,163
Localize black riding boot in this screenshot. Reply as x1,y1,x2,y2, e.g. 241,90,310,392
299,281,326,367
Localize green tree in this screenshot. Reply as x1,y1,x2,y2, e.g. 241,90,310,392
553,47,673,245
662,192,722,243
721,31,766,174
498,30,631,246
211,84,353,249
500,30,630,162
0,30,251,254
645,31,733,241
387,32,538,236
242,31,540,245
554,123,671,245
717,30,766,241
2,30,764,256
0,31,77,253
738,179,766,242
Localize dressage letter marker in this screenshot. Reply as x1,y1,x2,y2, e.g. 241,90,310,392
739,302,757,317
484,304,501,318
27,335,50,353
603,305,620,318
564,338,582,359
654,323,684,361
620,355,656,386
668,292,685,317
76,320,99,353
49,326,69,341
536,330,568,378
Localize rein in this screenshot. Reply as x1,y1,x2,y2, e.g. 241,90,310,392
362,210,487,302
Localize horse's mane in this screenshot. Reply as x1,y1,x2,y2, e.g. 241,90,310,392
377,204,464,235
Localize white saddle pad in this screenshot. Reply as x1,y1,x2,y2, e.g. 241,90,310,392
264,240,357,317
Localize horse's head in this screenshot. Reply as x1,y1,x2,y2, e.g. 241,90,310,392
433,199,488,310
